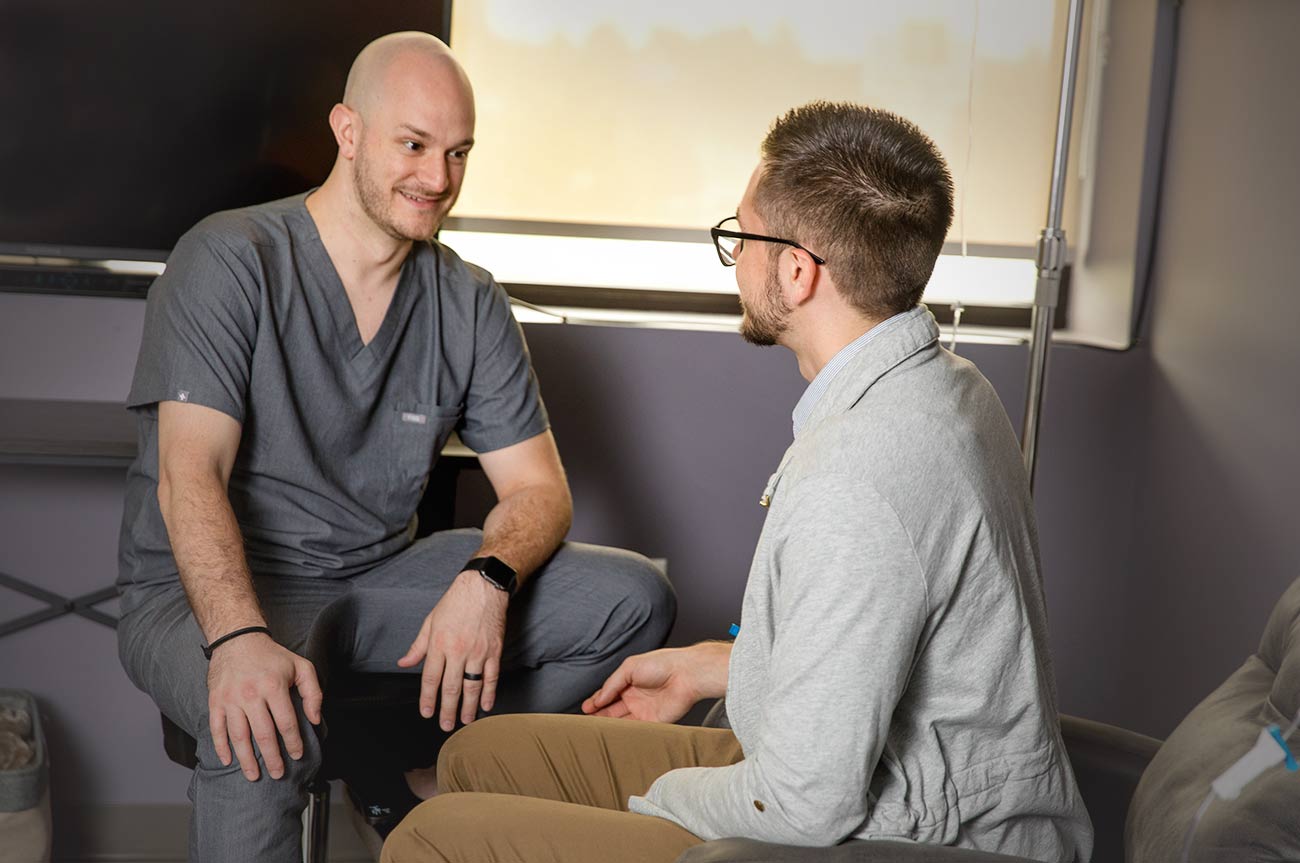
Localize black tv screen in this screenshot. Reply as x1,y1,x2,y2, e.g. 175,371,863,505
0,0,449,260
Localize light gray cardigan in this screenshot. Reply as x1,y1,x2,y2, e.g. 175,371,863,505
630,308,1093,863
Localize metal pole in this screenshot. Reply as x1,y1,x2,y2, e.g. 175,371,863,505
1022,0,1087,490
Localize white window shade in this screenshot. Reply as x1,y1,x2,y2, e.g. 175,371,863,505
444,0,1168,348
443,0,1095,311
451,0,1084,245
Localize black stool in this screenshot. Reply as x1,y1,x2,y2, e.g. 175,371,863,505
160,672,426,863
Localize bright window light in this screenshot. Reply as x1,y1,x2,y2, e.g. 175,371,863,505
443,1,1083,315
102,260,166,276
439,230,1036,307
451,1,1086,250
440,230,734,294
923,254,1036,306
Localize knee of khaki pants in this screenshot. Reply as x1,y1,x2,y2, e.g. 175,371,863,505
436,714,509,794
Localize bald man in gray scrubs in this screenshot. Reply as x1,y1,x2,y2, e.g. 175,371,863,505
115,32,675,863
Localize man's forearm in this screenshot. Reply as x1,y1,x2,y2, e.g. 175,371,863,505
474,481,571,587
158,472,264,641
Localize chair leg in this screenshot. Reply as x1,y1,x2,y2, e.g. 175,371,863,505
305,778,331,863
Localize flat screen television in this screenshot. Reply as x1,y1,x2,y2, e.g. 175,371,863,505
0,0,449,277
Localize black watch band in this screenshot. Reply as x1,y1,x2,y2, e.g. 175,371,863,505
464,556,517,596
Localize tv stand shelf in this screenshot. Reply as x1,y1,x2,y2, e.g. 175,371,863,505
0,398,138,467
0,264,154,300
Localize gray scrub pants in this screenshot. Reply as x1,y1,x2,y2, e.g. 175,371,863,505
116,528,676,863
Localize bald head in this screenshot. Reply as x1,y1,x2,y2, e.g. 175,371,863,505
343,31,472,119
318,31,477,245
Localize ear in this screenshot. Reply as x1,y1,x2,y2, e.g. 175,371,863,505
781,248,821,308
329,103,359,160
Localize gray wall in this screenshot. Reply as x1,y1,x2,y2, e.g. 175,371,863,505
1107,0,1300,737
0,300,1146,814
1,0,1297,839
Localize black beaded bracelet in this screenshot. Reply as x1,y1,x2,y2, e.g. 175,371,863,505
202,625,271,660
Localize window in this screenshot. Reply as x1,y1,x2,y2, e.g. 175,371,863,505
444,0,1094,325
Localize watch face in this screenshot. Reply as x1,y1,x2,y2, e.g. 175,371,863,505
471,556,516,593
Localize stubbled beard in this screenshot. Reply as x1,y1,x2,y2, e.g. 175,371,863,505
739,261,790,346
353,143,439,243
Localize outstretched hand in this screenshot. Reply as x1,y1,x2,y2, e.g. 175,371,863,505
582,642,730,724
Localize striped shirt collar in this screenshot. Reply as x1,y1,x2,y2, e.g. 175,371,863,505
791,307,920,438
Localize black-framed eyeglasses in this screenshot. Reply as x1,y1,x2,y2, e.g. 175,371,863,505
710,216,826,267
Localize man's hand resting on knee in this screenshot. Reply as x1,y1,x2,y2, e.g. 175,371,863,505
581,641,732,723
207,632,323,781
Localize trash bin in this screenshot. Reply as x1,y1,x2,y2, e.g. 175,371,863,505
0,689,50,863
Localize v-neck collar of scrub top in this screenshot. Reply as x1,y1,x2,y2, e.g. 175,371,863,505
288,192,424,379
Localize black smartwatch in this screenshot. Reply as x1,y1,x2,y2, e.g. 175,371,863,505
464,555,517,596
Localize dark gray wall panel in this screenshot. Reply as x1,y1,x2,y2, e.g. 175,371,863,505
1118,0,1300,737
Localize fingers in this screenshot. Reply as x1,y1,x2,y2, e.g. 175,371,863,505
460,668,483,726
246,702,286,780
211,685,302,781
209,707,232,767
295,660,324,726
397,628,429,669
439,655,465,733
587,685,615,711
419,649,446,720
411,618,444,719
412,595,505,729
587,660,634,711
458,652,498,724
587,699,631,719
479,656,501,714
225,706,261,781
206,640,318,783
267,689,304,762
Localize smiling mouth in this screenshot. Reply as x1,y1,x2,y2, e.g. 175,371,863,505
398,190,442,207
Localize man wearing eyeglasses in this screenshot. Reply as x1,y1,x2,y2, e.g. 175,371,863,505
382,102,1092,863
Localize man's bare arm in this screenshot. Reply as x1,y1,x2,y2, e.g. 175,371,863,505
156,401,262,638
474,429,573,585
156,400,322,781
399,430,572,730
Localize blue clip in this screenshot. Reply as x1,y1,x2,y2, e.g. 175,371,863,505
728,623,740,637
1268,725,1298,772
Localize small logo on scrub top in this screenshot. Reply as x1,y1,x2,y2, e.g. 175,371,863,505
177,390,190,402
401,412,428,425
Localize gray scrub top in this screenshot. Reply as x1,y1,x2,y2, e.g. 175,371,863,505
118,193,548,587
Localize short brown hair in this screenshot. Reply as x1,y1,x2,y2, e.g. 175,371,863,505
756,102,954,319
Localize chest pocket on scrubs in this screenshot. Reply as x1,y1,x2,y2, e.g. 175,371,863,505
386,401,462,523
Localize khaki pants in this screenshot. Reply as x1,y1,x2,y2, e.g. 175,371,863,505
381,713,743,863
